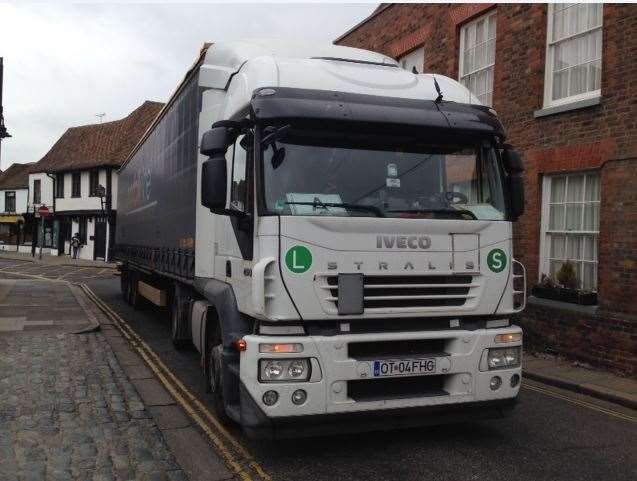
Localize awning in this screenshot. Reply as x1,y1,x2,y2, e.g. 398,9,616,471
0,215,25,224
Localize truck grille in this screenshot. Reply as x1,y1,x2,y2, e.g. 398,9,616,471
348,339,448,359
318,274,479,312
348,375,448,402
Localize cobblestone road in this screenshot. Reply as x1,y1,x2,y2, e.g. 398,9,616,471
0,258,114,283
0,280,189,481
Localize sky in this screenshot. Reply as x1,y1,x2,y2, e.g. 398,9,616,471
0,2,375,170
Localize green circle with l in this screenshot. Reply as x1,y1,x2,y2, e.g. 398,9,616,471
285,245,313,274
487,248,507,273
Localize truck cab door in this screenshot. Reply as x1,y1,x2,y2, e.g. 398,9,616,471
218,133,255,311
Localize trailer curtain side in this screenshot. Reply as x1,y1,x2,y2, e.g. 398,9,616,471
116,73,202,280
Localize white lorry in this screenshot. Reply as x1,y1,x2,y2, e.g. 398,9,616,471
116,39,526,438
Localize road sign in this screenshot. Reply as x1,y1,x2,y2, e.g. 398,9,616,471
38,205,51,217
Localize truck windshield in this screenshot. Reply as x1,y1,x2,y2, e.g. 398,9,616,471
261,130,507,220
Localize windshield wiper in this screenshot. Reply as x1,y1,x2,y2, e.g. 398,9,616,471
385,208,477,220
285,201,384,217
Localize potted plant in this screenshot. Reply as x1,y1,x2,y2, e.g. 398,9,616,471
531,261,598,305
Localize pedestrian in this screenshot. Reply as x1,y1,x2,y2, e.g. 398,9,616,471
71,232,81,259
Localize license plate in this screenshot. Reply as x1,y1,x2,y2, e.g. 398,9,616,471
373,358,437,378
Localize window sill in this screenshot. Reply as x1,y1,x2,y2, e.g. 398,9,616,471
527,295,598,316
534,96,601,118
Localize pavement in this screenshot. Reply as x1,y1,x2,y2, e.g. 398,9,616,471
524,353,637,410
0,279,200,481
1,264,636,481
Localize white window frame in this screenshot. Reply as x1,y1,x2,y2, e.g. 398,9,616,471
539,171,601,291
543,3,603,108
458,10,497,107
398,47,425,74
5,191,16,213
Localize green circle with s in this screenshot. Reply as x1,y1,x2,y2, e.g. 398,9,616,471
487,249,507,273
285,245,313,274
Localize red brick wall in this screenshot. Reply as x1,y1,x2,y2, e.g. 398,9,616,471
338,3,495,76
598,160,637,315
519,304,636,377
337,3,637,313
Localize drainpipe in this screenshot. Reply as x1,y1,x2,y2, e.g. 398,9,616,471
105,167,112,262
45,172,56,212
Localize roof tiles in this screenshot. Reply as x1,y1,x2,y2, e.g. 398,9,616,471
36,100,164,173
0,162,37,190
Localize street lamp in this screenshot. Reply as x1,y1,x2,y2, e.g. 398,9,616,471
0,57,12,168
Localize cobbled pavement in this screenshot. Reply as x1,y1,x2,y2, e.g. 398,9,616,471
0,331,188,481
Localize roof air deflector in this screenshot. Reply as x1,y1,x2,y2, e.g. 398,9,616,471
311,57,398,68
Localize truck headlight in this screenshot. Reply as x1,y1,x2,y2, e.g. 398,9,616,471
487,347,521,370
262,361,284,380
259,359,311,382
288,360,307,379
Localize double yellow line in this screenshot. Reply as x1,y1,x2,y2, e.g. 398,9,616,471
78,284,272,481
522,380,637,423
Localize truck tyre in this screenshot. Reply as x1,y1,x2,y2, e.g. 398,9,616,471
170,284,191,350
120,270,129,301
128,272,143,309
119,269,128,302
207,325,230,423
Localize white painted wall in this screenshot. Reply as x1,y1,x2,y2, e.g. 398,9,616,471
28,172,54,211
111,171,118,210
57,171,100,211
55,168,117,212
0,189,28,214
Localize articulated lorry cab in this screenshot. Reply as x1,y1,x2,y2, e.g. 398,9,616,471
116,39,526,438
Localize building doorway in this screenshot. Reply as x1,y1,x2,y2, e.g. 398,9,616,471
94,216,106,260
58,219,72,255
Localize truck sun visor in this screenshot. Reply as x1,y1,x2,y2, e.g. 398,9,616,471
251,87,506,138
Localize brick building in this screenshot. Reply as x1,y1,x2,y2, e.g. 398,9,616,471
336,3,636,376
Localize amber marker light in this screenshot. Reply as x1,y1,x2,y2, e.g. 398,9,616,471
494,333,522,343
236,339,247,352
259,343,304,354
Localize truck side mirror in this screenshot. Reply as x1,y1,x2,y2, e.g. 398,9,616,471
201,157,227,212
502,147,525,221
200,125,232,212
200,126,231,157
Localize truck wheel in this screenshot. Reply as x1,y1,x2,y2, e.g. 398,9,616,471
170,286,190,350
120,271,129,301
128,272,143,309
207,333,230,423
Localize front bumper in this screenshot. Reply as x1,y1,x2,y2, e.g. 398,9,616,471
238,325,522,437
239,384,518,438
